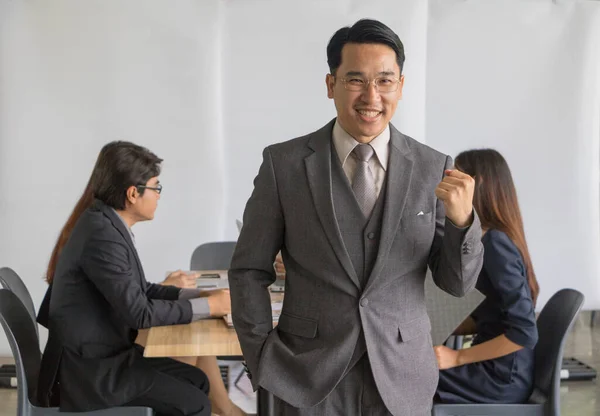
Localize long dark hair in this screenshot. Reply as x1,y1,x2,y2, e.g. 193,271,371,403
45,141,162,283
455,149,539,305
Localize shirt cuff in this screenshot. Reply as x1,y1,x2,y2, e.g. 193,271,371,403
188,298,211,321
446,212,473,231
178,288,203,300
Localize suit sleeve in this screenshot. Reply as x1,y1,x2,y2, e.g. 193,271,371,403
483,231,538,349
428,155,484,297
145,282,181,300
81,236,193,329
228,147,284,390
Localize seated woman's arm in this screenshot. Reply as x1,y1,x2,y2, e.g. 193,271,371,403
161,270,199,290
144,270,198,300
437,334,523,369
159,270,231,319
82,238,192,329
436,231,538,369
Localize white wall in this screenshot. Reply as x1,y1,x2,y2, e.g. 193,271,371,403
221,0,429,236
0,0,225,353
426,0,600,310
1,0,599,355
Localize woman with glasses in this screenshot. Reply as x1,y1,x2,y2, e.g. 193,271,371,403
36,141,234,416
434,149,539,404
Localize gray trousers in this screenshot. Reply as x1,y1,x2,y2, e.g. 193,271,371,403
273,354,392,416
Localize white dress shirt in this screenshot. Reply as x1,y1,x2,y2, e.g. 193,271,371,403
332,120,390,197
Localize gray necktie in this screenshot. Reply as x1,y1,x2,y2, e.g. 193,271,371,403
352,144,377,217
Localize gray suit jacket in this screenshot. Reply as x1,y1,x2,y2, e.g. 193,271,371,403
229,120,484,415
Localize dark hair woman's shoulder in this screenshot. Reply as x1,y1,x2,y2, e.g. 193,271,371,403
483,229,521,259
76,205,122,242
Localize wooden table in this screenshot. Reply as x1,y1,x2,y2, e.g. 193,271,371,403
141,313,278,415
142,319,243,358
142,291,283,358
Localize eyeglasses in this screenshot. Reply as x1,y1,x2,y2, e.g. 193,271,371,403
137,184,163,195
337,76,401,93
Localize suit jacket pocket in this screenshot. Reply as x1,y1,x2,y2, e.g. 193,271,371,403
396,211,435,261
401,211,434,228
398,314,431,342
277,312,318,338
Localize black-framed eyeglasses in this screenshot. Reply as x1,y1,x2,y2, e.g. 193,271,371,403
137,184,163,195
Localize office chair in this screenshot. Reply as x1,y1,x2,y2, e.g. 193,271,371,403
432,288,584,416
0,289,154,416
190,242,237,271
0,267,38,337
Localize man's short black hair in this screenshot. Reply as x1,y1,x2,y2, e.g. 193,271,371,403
327,19,405,75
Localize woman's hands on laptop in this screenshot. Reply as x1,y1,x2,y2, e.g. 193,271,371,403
204,289,232,317
162,270,200,289
162,270,231,317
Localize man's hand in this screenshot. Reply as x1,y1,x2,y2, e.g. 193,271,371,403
434,345,462,370
162,270,200,289
206,289,232,317
435,169,475,228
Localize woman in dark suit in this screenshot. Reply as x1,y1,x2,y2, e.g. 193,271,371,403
434,149,540,404
37,141,226,416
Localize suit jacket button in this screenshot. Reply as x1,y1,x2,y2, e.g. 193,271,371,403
360,298,369,307
367,232,376,240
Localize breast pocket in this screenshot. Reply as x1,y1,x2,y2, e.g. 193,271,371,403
407,211,433,226
395,211,435,261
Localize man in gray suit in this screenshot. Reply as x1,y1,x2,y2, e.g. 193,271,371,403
229,19,484,415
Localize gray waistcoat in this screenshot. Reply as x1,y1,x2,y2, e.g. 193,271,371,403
331,145,387,371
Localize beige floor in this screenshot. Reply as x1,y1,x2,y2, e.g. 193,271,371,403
0,311,598,415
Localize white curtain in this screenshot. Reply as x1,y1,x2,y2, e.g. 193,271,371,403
1,0,598,354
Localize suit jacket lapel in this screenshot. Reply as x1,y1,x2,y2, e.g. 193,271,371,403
365,125,414,293
304,120,361,290
94,200,147,283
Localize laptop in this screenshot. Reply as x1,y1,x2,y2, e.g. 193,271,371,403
193,270,230,290
424,270,485,345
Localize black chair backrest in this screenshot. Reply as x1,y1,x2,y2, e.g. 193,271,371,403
0,289,42,410
533,288,584,414
0,267,38,333
190,242,237,270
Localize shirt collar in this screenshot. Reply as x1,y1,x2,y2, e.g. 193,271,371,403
332,120,390,170
111,207,136,245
